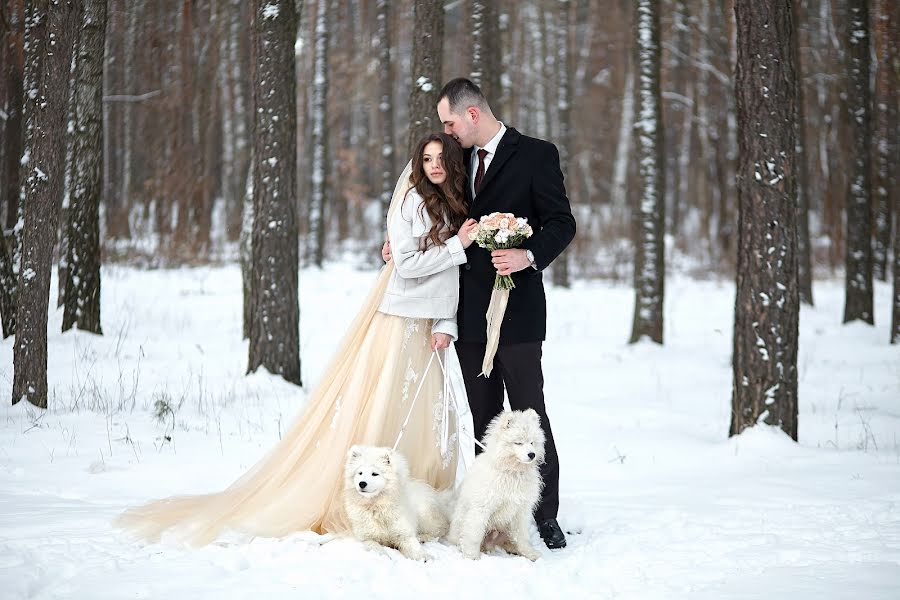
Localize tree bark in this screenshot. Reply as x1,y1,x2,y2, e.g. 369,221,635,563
871,0,897,282
731,0,799,440
62,0,105,334
552,0,572,288
407,0,442,154
842,0,873,324
2,0,24,234
12,0,80,408
376,0,394,219
307,0,328,268
247,0,301,386
629,0,665,344
470,0,500,105
793,0,813,304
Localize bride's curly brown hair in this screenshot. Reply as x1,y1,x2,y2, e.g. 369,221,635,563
408,133,469,249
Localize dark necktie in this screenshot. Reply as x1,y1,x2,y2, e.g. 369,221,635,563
474,148,488,195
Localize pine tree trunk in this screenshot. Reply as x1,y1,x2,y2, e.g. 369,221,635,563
12,0,80,408
2,0,24,234
62,0,104,334
629,0,664,344
793,0,813,305
730,0,799,440
470,0,500,105
247,0,301,386
552,0,571,288
871,0,896,282
407,0,442,154
376,0,395,219
0,0,24,337
842,0,873,324
307,0,328,268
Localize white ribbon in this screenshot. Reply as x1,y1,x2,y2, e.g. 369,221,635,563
391,349,484,467
481,288,510,377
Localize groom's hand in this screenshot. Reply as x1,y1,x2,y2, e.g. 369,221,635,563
491,249,530,276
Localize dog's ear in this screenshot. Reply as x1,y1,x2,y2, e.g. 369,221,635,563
347,445,363,462
523,408,541,426
501,411,515,429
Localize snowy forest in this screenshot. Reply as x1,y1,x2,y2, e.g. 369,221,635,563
0,0,899,597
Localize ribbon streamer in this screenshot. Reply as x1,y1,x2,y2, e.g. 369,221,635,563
480,288,510,377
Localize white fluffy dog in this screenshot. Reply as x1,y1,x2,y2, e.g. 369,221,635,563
342,445,449,561
448,409,545,561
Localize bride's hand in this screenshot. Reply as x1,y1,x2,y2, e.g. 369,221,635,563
456,219,478,249
431,333,452,350
381,239,392,263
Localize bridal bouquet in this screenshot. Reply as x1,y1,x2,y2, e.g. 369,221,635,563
467,212,534,377
468,212,534,291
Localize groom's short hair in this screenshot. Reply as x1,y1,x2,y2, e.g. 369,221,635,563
439,78,491,115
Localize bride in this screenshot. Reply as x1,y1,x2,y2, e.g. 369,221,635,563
118,132,478,545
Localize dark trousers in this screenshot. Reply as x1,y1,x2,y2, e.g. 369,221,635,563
455,341,560,521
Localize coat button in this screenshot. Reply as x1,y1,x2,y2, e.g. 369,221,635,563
464,264,471,271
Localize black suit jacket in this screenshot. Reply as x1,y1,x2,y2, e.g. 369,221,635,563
459,127,576,344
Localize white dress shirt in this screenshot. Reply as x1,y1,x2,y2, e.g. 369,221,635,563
471,121,507,198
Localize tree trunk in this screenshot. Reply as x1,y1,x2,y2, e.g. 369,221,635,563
407,0,442,154
629,0,665,344
842,0,873,324
871,0,896,282
2,0,24,234
307,0,328,268
62,0,105,334
470,0,500,105
552,0,572,288
730,0,799,440
247,0,301,386
793,0,813,304
376,0,394,219
0,0,24,337
12,0,80,408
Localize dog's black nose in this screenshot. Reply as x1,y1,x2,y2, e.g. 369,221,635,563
528,452,536,460
358,481,367,489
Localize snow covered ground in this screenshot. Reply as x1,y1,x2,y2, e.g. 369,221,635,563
1,263,898,599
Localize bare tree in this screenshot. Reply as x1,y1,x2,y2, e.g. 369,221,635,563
12,0,80,408
62,0,105,334
629,0,665,344
376,0,394,218
842,0,873,324
730,0,799,440
407,0,442,153
552,0,572,289
871,0,897,282
470,0,500,104
0,0,24,338
307,0,328,267
793,0,813,305
247,0,301,386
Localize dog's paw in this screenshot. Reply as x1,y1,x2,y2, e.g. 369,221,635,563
460,545,482,560
521,547,542,562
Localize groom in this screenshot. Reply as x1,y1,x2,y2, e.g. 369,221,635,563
437,78,576,549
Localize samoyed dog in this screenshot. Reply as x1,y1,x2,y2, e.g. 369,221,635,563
448,409,545,561
342,445,449,561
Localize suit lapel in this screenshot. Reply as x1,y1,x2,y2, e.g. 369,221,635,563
463,147,474,208
477,134,516,196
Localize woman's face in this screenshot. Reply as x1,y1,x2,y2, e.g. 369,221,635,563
422,141,446,185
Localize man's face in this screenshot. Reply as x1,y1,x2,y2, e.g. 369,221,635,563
437,97,477,149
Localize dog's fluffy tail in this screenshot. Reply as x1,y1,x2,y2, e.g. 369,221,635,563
436,487,457,522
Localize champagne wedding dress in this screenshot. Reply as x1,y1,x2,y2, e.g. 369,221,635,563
118,164,460,546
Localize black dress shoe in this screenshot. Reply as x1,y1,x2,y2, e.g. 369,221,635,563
537,518,567,549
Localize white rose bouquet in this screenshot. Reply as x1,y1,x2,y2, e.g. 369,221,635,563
468,212,534,291
467,211,534,376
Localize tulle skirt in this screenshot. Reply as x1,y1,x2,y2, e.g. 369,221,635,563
117,265,459,546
